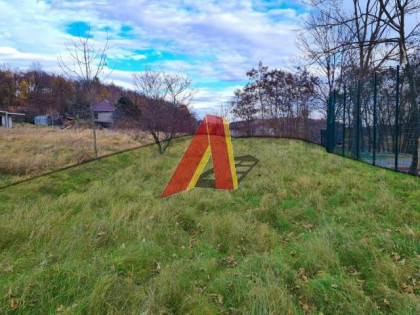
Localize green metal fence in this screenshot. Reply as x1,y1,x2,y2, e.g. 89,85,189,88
325,65,420,175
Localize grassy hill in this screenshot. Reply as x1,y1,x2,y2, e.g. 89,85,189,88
0,138,419,314
0,124,153,187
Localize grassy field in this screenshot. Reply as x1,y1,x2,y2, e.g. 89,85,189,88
0,124,153,187
0,138,419,314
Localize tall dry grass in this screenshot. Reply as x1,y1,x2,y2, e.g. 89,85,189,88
0,124,154,184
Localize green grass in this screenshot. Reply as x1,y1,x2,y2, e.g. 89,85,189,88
0,138,419,314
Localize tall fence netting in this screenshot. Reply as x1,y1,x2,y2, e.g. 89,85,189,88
327,65,420,175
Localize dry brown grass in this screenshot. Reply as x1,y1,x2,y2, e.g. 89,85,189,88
0,124,154,184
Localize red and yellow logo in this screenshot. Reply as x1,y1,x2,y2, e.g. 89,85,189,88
162,115,238,198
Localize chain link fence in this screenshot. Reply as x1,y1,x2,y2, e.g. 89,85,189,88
325,65,420,175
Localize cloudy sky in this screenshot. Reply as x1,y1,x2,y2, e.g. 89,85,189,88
0,0,310,116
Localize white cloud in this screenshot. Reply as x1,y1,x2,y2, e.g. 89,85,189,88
131,54,147,61
0,0,308,116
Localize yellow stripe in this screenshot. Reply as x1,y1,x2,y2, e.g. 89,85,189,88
223,118,238,189
187,145,211,190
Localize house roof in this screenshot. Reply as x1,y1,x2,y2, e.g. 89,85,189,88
92,99,116,112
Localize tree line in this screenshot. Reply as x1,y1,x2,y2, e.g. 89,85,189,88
230,0,419,174
0,62,197,155
230,62,322,142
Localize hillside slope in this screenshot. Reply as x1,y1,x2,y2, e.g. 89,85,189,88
0,124,153,187
0,138,419,314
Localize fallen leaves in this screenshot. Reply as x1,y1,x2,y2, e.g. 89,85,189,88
298,296,316,313
152,262,161,274
219,255,238,267
302,223,315,231
10,299,19,310
407,273,419,288
391,252,406,265
384,224,415,238
5,288,19,310
346,265,361,276
209,293,224,305
236,245,248,255
358,238,370,246
297,267,308,282
405,225,415,237
56,304,65,312
194,285,206,293
301,303,311,313
245,273,258,283
401,283,414,294
4,265,14,273
391,252,401,261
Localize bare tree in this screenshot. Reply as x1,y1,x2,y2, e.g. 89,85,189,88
213,97,231,118
300,0,394,83
246,62,269,132
231,64,319,139
163,70,195,107
301,0,420,171
297,3,349,107
377,0,420,174
230,88,258,136
58,25,110,159
133,66,196,154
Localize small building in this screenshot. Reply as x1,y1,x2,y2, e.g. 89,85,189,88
34,115,52,126
92,99,115,128
0,110,25,128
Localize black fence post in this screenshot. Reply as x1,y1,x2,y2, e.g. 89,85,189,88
343,85,346,156
373,73,377,166
326,93,335,153
333,89,337,151
321,130,326,148
356,80,361,160
395,65,400,171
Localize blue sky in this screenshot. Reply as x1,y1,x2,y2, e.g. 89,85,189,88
0,0,310,117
